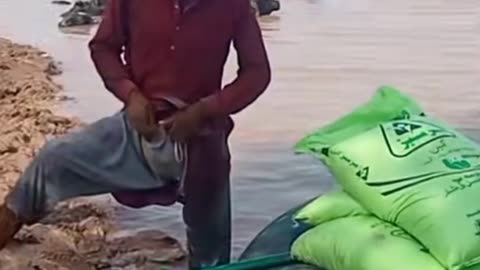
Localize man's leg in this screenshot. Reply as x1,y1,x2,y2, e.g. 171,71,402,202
182,132,232,269
0,112,163,246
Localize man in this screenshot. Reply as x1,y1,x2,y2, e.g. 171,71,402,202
0,0,270,268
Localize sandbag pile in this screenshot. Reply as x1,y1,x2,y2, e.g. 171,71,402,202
292,191,444,270
292,86,480,270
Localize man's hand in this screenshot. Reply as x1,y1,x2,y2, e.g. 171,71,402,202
165,101,211,143
125,90,157,140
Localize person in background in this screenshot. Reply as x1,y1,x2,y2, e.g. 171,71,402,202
0,0,271,268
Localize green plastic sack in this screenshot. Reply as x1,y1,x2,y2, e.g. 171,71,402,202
295,85,424,161
294,190,368,226
291,216,444,270
295,88,480,269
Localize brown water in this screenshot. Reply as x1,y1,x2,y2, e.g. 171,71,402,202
1,0,480,257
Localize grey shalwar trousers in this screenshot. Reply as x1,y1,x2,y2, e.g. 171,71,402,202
5,111,232,269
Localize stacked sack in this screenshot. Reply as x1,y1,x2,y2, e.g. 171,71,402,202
291,191,444,270
292,86,480,270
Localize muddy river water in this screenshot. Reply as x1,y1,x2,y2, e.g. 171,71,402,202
1,0,480,257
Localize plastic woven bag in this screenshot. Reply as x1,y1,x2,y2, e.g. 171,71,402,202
294,190,368,226
295,87,480,269
291,216,444,270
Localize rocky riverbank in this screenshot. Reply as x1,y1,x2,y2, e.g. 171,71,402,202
0,38,187,269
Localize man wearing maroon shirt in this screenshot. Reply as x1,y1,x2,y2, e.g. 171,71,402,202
0,0,270,267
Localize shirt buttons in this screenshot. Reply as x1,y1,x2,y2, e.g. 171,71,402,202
176,26,180,31
170,45,176,51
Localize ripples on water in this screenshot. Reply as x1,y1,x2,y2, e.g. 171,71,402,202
1,0,480,256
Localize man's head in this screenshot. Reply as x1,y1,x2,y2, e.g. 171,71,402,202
58,12,96,28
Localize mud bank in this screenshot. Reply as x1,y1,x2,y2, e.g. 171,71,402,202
0,38,186,269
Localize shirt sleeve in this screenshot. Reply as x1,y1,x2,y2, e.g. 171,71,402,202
89,0,138,103
201,0,272,117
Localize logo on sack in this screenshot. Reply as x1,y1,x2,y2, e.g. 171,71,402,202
381,119,457,157
392,122,422,136
356,166,370,181
442,157,471,170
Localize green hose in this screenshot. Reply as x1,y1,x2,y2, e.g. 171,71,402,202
200,252,295,270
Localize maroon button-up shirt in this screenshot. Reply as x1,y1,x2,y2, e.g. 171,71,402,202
88,0,270,208
89,0,271,117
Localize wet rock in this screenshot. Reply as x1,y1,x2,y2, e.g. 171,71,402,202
40,202,110,226
58,12,97,28
57,95,75,101
0,133,20,155
0,202,186,269
0,145,18,155
60,1,105,18
52,0,72,4
88,230,186,269
45,61,63,76
57,0,105,28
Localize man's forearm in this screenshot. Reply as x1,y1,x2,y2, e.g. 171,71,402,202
202,64,271,117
